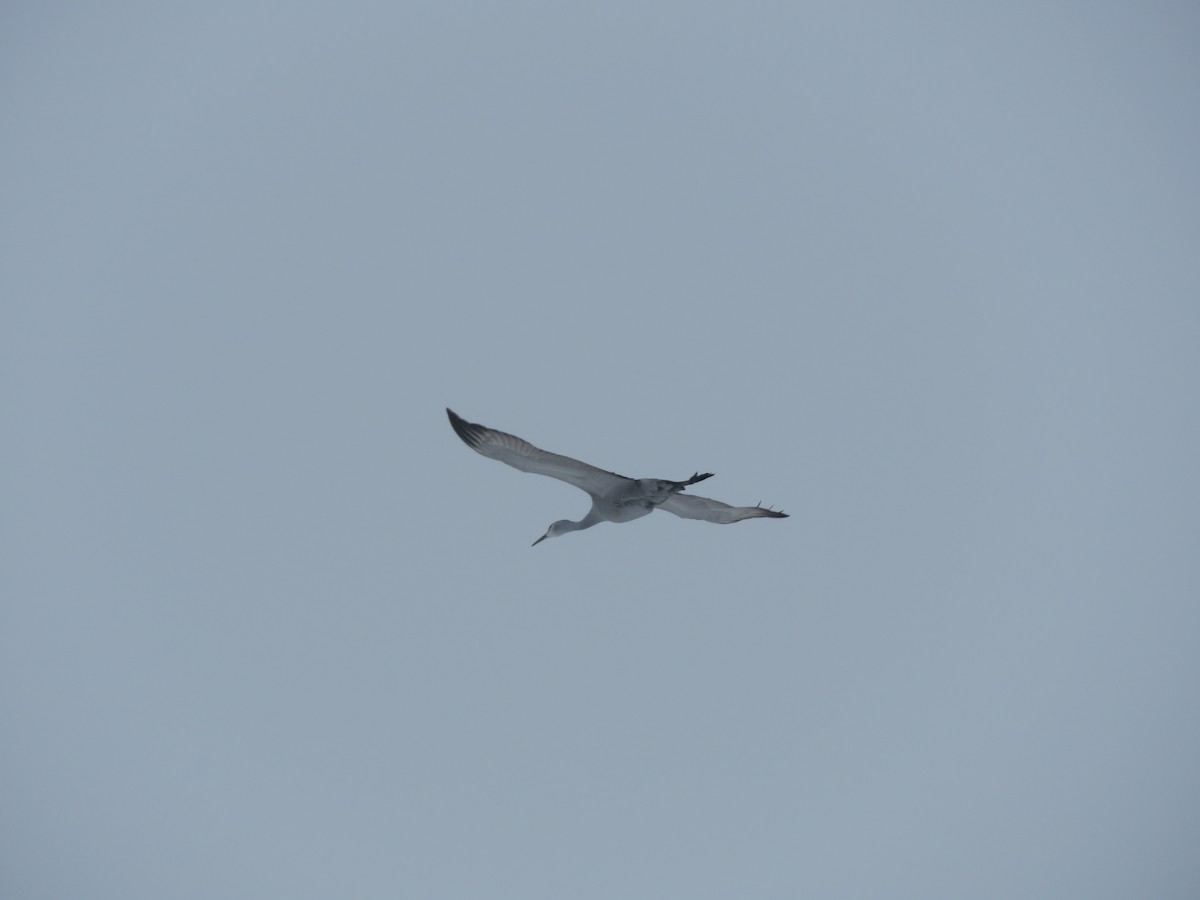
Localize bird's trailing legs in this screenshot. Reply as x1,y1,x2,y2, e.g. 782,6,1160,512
641,472,715,508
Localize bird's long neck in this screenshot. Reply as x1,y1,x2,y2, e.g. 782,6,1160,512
566,509,604,532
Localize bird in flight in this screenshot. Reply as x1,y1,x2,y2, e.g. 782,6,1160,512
447,408,788,545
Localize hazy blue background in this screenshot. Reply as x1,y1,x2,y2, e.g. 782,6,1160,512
4,3,1198,897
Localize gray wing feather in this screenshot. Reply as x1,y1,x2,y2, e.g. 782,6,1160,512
447,409,630,496
657,493,788,524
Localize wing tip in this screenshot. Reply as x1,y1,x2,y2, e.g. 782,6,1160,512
446,407,485,450
755,502,788,519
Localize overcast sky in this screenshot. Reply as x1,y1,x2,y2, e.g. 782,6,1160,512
3,3,1199,898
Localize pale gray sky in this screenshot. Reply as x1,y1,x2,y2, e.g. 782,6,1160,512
3,3,1199,898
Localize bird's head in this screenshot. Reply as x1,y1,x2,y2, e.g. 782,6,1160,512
532,519,574,547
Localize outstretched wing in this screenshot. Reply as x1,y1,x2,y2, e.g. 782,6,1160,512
657,493,788,524
447,408,630,496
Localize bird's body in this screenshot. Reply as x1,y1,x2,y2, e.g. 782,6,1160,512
447,408,787,545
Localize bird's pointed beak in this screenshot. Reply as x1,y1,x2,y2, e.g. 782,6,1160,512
532,532,548,547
